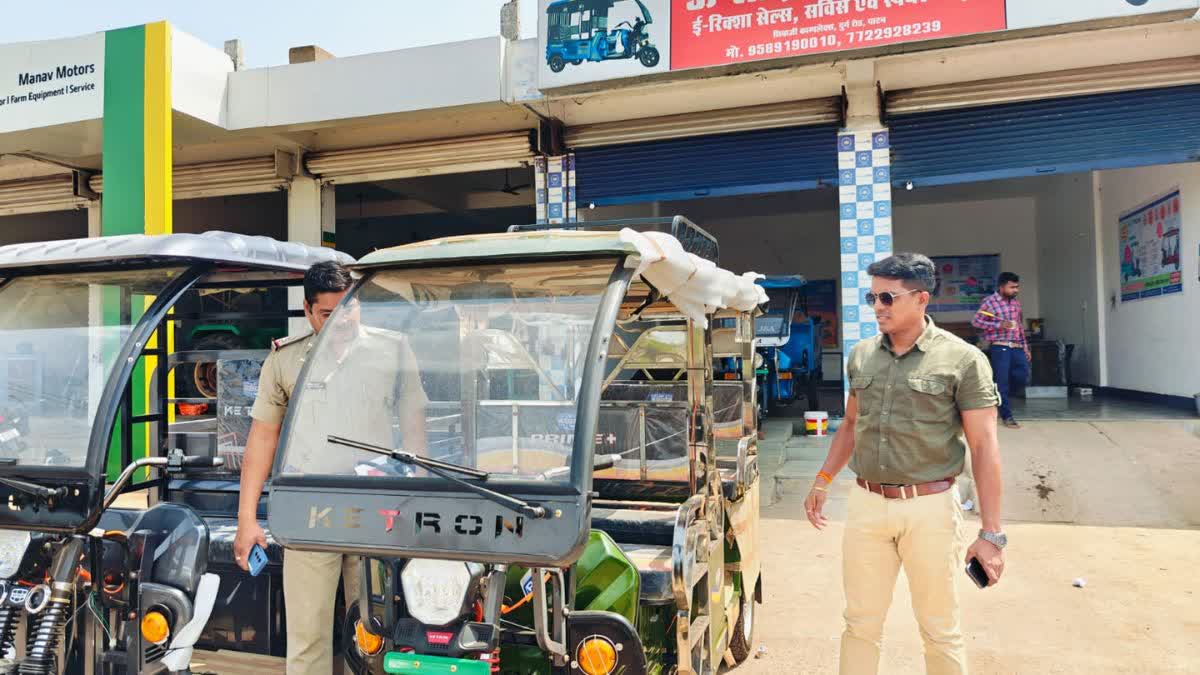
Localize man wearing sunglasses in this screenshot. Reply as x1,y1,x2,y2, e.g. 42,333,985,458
804,253,1005,675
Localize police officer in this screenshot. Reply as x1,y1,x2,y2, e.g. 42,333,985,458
231,261,363,674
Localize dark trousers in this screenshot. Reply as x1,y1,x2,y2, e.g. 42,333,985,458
988,345,1029,421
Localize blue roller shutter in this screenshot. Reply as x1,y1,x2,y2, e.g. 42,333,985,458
890,84,1200,187
575,124,840,206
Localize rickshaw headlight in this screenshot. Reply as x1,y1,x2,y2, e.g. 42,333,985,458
400,559,471,626
0,529,30,579
576,636,618,675
355,620,384,656
140,609,171,645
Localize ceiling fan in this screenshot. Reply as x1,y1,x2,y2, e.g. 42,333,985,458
481,169,531,196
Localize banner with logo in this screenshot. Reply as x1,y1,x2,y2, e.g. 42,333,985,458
0,31,104,134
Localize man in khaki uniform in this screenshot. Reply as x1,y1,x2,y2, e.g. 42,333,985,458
805,253,1007,675
232,261,427,674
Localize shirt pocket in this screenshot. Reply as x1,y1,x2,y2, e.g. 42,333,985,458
905,375,953,422
850,375,876,415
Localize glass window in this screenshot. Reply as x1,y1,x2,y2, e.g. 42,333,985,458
278,259,617,480
0,269,183,469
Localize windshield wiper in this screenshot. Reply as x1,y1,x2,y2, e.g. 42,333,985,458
0,476,67,504
327,435,549,519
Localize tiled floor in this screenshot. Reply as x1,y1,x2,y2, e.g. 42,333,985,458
1009,395,1197,421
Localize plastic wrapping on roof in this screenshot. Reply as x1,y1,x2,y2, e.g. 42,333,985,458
619,228,768,328
0,230,352,272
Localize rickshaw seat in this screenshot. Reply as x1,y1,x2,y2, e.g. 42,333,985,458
590,507,675,547
204,516,284,568
616,543,674,606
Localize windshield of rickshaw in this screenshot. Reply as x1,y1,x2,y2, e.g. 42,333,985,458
0,268,184,469
277,257,619,482
755,286,799,339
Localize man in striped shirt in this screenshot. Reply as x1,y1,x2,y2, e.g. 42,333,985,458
972,272,1030,428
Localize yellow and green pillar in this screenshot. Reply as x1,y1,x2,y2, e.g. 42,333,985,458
100,22,174,479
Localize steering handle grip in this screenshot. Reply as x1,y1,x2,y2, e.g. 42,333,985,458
179,455,225,468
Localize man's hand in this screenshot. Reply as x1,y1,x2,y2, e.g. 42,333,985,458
233,518,269,572
965,536,1005,585
804,484,830,530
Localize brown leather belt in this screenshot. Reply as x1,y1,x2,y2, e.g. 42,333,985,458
856,477,955,500
990,341,1023,349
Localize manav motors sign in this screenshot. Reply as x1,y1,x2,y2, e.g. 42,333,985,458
0,31,104,134
538,0,1199,88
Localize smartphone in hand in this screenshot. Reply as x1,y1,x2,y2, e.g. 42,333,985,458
966,557,990,589
248,544,269,577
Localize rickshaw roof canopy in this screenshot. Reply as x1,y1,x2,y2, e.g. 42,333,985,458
355,225,766,327
547,0,651,19
0,230,352,274
355,229,639,269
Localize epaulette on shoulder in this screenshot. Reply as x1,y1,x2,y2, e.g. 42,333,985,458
271,332,313,351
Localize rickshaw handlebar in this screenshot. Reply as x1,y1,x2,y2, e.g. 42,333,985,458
99,454,224,517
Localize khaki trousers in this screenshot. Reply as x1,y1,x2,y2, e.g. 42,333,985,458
283,549,362,675
840,483,968,675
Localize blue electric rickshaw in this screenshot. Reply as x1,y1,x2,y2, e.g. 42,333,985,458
754,276,822,416
544,0,661,73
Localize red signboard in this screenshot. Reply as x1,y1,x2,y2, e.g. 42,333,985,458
671,0,1008,71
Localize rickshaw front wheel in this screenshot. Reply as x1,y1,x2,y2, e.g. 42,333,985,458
549,55,566,72
639,46,660,68
571,59,583,65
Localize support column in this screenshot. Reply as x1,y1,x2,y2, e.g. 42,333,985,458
535,155,576,224
287,176,337,335
838,60,893,392
99,21,173,478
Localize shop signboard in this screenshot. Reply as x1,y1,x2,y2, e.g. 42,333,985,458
672,0,1006,71
0,31,104,134
1119,188,1184,302
539,0,1199,88
928,254,1000,313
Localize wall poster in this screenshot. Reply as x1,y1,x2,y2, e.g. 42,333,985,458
928,254,1000,313
1120,188,1183,302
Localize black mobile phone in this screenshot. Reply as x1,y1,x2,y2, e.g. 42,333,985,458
966,557,990,589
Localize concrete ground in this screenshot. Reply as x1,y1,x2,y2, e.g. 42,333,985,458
737,418,1200,674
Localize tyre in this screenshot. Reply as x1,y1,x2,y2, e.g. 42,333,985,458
548,54,566,72
639,45,660,68
190,332,246,400
570,59,583,65
806,374,820,411
727,589,757,664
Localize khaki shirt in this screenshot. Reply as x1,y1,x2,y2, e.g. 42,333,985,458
251,329,428,474
847,317,999,485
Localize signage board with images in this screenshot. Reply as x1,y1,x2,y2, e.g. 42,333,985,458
538,0,1199,89
928,254,1001,313
538,0,672,89
1119,187,1183,302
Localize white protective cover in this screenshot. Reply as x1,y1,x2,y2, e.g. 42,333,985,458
619,228,768,327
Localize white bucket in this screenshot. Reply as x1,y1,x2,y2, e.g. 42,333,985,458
804,411,829,436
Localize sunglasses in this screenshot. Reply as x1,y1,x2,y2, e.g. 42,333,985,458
865,289,921,306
